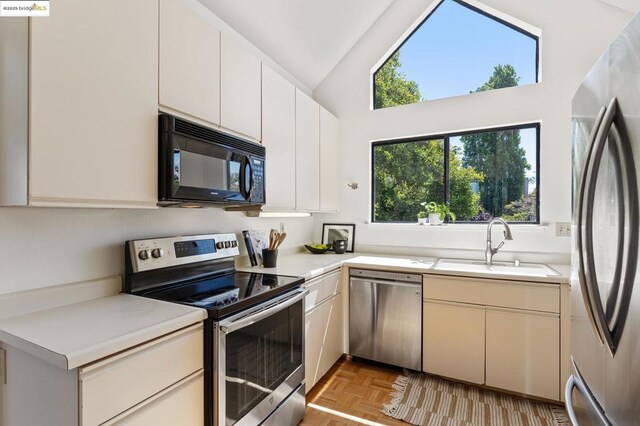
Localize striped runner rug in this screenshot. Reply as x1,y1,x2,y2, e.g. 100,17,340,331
382,371,571,426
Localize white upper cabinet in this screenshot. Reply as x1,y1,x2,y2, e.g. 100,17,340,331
220,34,262,141
295,89,320,211
319,107,340,212
261,64,296,211
159,0,220,126
29,0,158,207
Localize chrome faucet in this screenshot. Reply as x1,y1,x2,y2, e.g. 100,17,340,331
485,218,513,264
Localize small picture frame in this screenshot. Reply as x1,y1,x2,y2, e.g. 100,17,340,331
322,223,356,253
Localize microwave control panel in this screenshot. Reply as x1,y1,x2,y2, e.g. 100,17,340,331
250,158,265,203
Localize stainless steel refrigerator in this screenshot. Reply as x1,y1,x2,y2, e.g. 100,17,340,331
569,12,640,426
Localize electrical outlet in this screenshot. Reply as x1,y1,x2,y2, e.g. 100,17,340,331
556,222,572,237
0,348,6,384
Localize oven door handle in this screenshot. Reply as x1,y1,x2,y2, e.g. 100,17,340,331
220,288,308,334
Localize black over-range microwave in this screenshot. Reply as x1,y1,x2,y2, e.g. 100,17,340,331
158,114,265,207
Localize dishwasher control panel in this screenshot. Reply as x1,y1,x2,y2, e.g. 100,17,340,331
349,268,422,283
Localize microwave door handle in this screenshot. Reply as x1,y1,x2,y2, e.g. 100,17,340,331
239,157,252,201
246,159,253,201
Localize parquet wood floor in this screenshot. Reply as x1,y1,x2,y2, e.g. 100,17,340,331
300,357,408,426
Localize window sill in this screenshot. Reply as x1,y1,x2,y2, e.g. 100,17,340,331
365,222,549,233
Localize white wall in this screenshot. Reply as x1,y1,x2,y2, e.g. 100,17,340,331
0,207,312,295
313,0,633,263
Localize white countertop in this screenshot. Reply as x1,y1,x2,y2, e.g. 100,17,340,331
236,252,436,278
0,294,206,370
237,251,570,284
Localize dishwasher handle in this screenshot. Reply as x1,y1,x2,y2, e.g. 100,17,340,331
350,278,421,289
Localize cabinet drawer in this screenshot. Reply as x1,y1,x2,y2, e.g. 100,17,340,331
79,323,203,426
303,276,324,312
103,370,203,425
423,274,559,313
304,269,341,311
321,270,341,300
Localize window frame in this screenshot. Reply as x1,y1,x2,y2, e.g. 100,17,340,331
372,0,540,109
370,122,541,224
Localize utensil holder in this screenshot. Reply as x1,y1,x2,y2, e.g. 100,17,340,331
262,249,278,268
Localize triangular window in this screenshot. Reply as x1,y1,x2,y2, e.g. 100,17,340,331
373,0,539,109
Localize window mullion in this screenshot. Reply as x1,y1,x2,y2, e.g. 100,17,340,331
444,136,450,221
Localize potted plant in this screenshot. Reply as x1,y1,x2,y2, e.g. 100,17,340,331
421,202,456,225
416,211,428,225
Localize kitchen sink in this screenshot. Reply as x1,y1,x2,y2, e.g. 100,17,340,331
432,258,561,277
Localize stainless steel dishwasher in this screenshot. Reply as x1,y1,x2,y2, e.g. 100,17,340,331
349,268,422,371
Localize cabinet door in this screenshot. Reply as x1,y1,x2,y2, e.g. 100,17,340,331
319,107,340,212
159,0,220,125
323,293,344,373
423,300,485,384
29,0,158,208
486,308,560,400
103,371,203,425
261,64,296,210
304,303,327,393
220,34,261,141
295,89,320,211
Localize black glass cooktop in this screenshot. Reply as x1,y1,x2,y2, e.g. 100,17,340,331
141,271,304,320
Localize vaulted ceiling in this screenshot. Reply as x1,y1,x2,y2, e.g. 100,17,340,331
198,0,395,89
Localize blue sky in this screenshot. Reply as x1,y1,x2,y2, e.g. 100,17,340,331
396,0,537,101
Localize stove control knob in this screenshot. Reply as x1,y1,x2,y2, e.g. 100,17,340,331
231,240,238,247
216,241,224,250
151,248,164,259
138,249,151,260
224,241,231,248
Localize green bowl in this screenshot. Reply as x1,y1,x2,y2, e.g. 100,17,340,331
304,244,329,254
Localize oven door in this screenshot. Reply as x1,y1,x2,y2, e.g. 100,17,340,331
215,288,307,426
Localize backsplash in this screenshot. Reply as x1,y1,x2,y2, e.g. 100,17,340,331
0,207,313,295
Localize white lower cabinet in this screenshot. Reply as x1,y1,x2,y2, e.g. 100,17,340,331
304,270,344,393
305,302,328,390
423,300,485,384
485,308,560,400
323,293,344,373
423,274,562,400
1,323,204,425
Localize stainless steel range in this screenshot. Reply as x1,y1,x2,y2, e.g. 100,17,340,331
124,234,307,426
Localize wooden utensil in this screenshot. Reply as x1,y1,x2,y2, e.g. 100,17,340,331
269,229,276,250
274,232,287,249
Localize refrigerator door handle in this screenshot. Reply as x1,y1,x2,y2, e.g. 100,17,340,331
580,97,639,356
601,121,638,352
576,105,607,346
565,373,611,426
